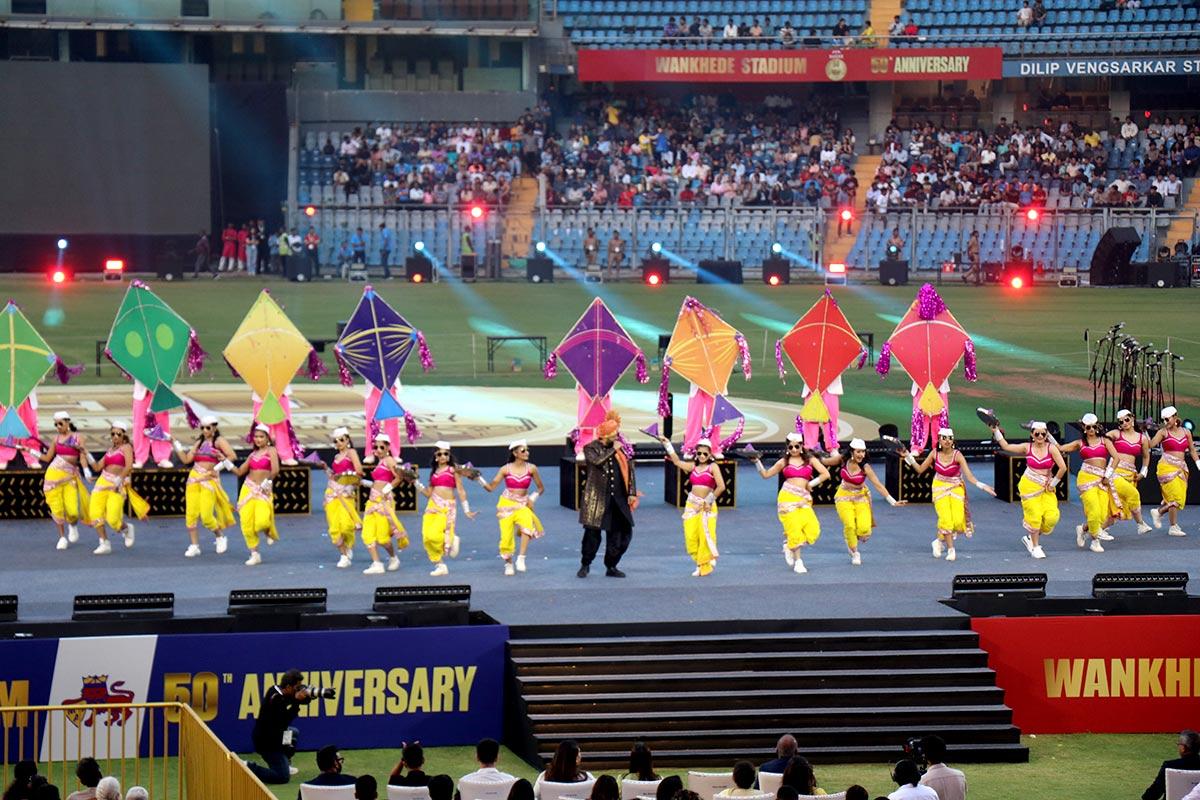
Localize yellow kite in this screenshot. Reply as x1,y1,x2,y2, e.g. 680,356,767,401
223,291,313,424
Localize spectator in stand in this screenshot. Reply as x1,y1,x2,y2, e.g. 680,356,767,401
760,735,799,775
509,780,535,800
65,759,101,800
832,17,850,41
889,15,905,38
1032,0,1047,23
620,742,660,782
699,18,714,39
903,19,919,36
804,27,822,46
858,20,877,46
1142,730,1200,800
389,742,430,786
353,776,378,800
1016,0,1034,25
429,775,455,800
350,227,367,265
775,789,798,800
655,777,683,800
780,757,825,796
533,741,594,800
93,780,119,800
3,761,38,800
723,19,739,37
888,761,936,800
779,20,796,45
845,788,868,800
662,17,679,40
299,746,356,798
1120,116,1139,149
590,776,619,800
124,789,147,800
191,230,213,278
460,738,515,785
1146,184,1165,208
749,19,764,37
304,226,320,278
918,736,966,800
716,763,758,798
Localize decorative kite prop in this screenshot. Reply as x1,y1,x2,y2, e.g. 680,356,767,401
223,290,322,425
776,290,867,424
876,283,978,446
544,298,648,451
658,296,752,452
0,301,81,439
334,285,435,444
104,280,205,413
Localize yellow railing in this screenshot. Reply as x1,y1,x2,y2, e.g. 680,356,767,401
1,703,274,800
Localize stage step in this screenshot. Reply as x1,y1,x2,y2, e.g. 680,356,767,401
506,619,1028,768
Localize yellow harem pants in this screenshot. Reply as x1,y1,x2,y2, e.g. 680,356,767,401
362,489,409,548
323,478,362,548
1076,466,1119,536
497,493,544,558
1157,453,1188,510
88,473,149,530
932,476,968,539
682,493,718,575
186,470,235,532
777,485,819,548
237,481,278,549
422,494,457,563
1019,474,1060,535
43,466,90,525
835,485,873,549
1110,464,1142,519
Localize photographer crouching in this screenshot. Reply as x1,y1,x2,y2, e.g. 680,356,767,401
245,668,336,784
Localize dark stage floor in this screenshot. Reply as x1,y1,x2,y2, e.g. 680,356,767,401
2,461,1195,625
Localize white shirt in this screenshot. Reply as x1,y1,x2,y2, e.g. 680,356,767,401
888,785,939,800
919,763,967,800
723,23,739,37
1121,121,1138,139
461,767,516,784
1183,782,1200,800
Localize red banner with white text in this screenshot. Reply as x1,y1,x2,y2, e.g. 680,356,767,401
577,47,1003,83
972,615,1200,733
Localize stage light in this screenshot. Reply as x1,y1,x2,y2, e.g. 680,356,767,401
51,269,67,284
1026,208,1039,222
469,204,484,220
828,262,846,274
1144,110,1152,119
1010,276,1024,289
887,244,899,256
1184,418,1195,432
103,258,125,282
647,273,661,286
651,242,662,254
57,238,68,251
414,241,425,252
767,274,780,286
304,205,317,217
411,273,424,284
771,242,783,255
840,208,853,222
535,241,546,253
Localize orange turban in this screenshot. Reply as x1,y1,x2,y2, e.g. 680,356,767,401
597,410,621,438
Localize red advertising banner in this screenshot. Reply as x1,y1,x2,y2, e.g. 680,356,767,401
972,615,1200,734
577,47,1003,83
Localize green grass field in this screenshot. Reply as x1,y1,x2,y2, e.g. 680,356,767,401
241,736,1167,800
7,276,1199,435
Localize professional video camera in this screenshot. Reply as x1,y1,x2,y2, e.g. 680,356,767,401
305,685,337,700
903,736,927,770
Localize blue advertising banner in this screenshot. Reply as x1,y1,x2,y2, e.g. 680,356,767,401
1003,55,1200,78
0,625,508,758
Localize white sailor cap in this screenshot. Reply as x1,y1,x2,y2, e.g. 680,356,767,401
374,433,392,445
1162,406,1179,420
53,411,71,421
1080,413,1099,426
109,419,130,432
695,438,713,449
786,432,804,443
1116,408,1134,420
201,414,219,427
508,439,528,450
938,428,955,438
254,423,271,434
434,440,452,451
849,438,867,450
1030,421,1048,432
331,426,350,439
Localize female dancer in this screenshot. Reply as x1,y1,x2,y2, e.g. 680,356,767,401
414,441,475,577
175,414,236,557
361,433,409,575
86,420,145,555
753,432,830,574
991,421,1066,558
39,411,90,549
825,438,903,566
323,426,362,568
1057,413,1118,553
1105,409,1153,536
903,428,995,561
1148,405,1200,536
480,439,545,576
234,424,279,566
659,435,725,576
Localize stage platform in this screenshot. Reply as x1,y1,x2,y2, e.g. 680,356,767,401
2,459,1195,626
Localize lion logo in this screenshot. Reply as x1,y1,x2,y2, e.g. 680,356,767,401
62,675,136,728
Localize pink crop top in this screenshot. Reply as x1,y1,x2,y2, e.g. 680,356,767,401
782,462,813,480
505,471,533,490
1079,442,1108,460
247,453,272,471
840,466,866,485
103,450,126,468
690,465,717,488
1163,433,1189,453
430,468,457,488
332,456,355,475
56,437,79,457
371,463,394,482
1113,434,1143,456
933,453,961,477
1026,448,1055,470
194,442,219,463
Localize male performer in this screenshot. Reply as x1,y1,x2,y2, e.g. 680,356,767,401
578,410,638,578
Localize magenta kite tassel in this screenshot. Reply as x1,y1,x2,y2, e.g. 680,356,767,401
917,283,946,321
543,351,558,380
369,417,381,442
568,427,580,446
616,432,634,458
718,416,745,452
305,349,328,381
963,339,978,382
635,352,648,384
911,407,926,449
855,346,868,370
143,410,157,433
244,424,256,445
876,342,892,377
333,347,354,388
186,330,207,376
405,413,420,444
104,348,133,381
184,400,201,430
735,333,752,381
657,357,673,418
794,414,804,434
775,339,786,381
54,356,84,384
416,331,436,372
286,418,305,456
224,356,241,380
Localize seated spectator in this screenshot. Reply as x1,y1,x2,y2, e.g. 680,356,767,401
663,17,679,38
461,738,515,784
590,776,619,800
300,746,356,798
760,735,799,774
845,788,868,800
749,19,764,37
94,780,119,800
655,776,683,800
508,780,535,800
429,775,455,800
903,20,919,36
1142,729,1200,800
65,759,102,800
1032,0,1047,23
124,790,147,800
887,761,936,800
889,15,905,37
775,789,798,800
723,19,739,37
3,761,38,800
918,737,965,800
832,17,850,41
1016,0,1033,25
534,741,593,800
716,762,758,797
34,786,61,800
781,757,825,796
779,20,796,45
858,21,877,47
390,742,430,786
622,742,660,782
804,28,822,46
355,776,378,800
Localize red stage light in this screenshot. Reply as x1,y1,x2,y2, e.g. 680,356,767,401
304,205,317,217
51,269,67,284
828,262,846,274
1010,276,1024,289
1026,208,1039,222
1144,110,1152,119
469,205,484,220
768,275,780,286
104,258,125,272
647,273,661,286
411,273,424,284
839,208,853,222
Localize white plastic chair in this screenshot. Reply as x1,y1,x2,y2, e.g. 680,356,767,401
756,772,783,795
299,786,358,800
541,778,596,800
1167,768,1200,800
687,772,733,800
459,778,518,800
800,794,844,800
389,787,433,800
621,779,662,800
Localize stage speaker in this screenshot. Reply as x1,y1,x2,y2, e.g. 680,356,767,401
1090,227,1141,286
879,260,909,286
460,254,477,282
285,254,313,282
983,262,1003,283
697,260,744,284
885,451,932,503
643,258,669,285
373,585,470,610
1002,260,1034,287
951,573,1048,600
1147,261,1183,288
406,255,433,283
762,258,791,285
0,595,16,622
526,257,555,283
1092,572,1188,598
228,588,327,615
73,593,174,621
